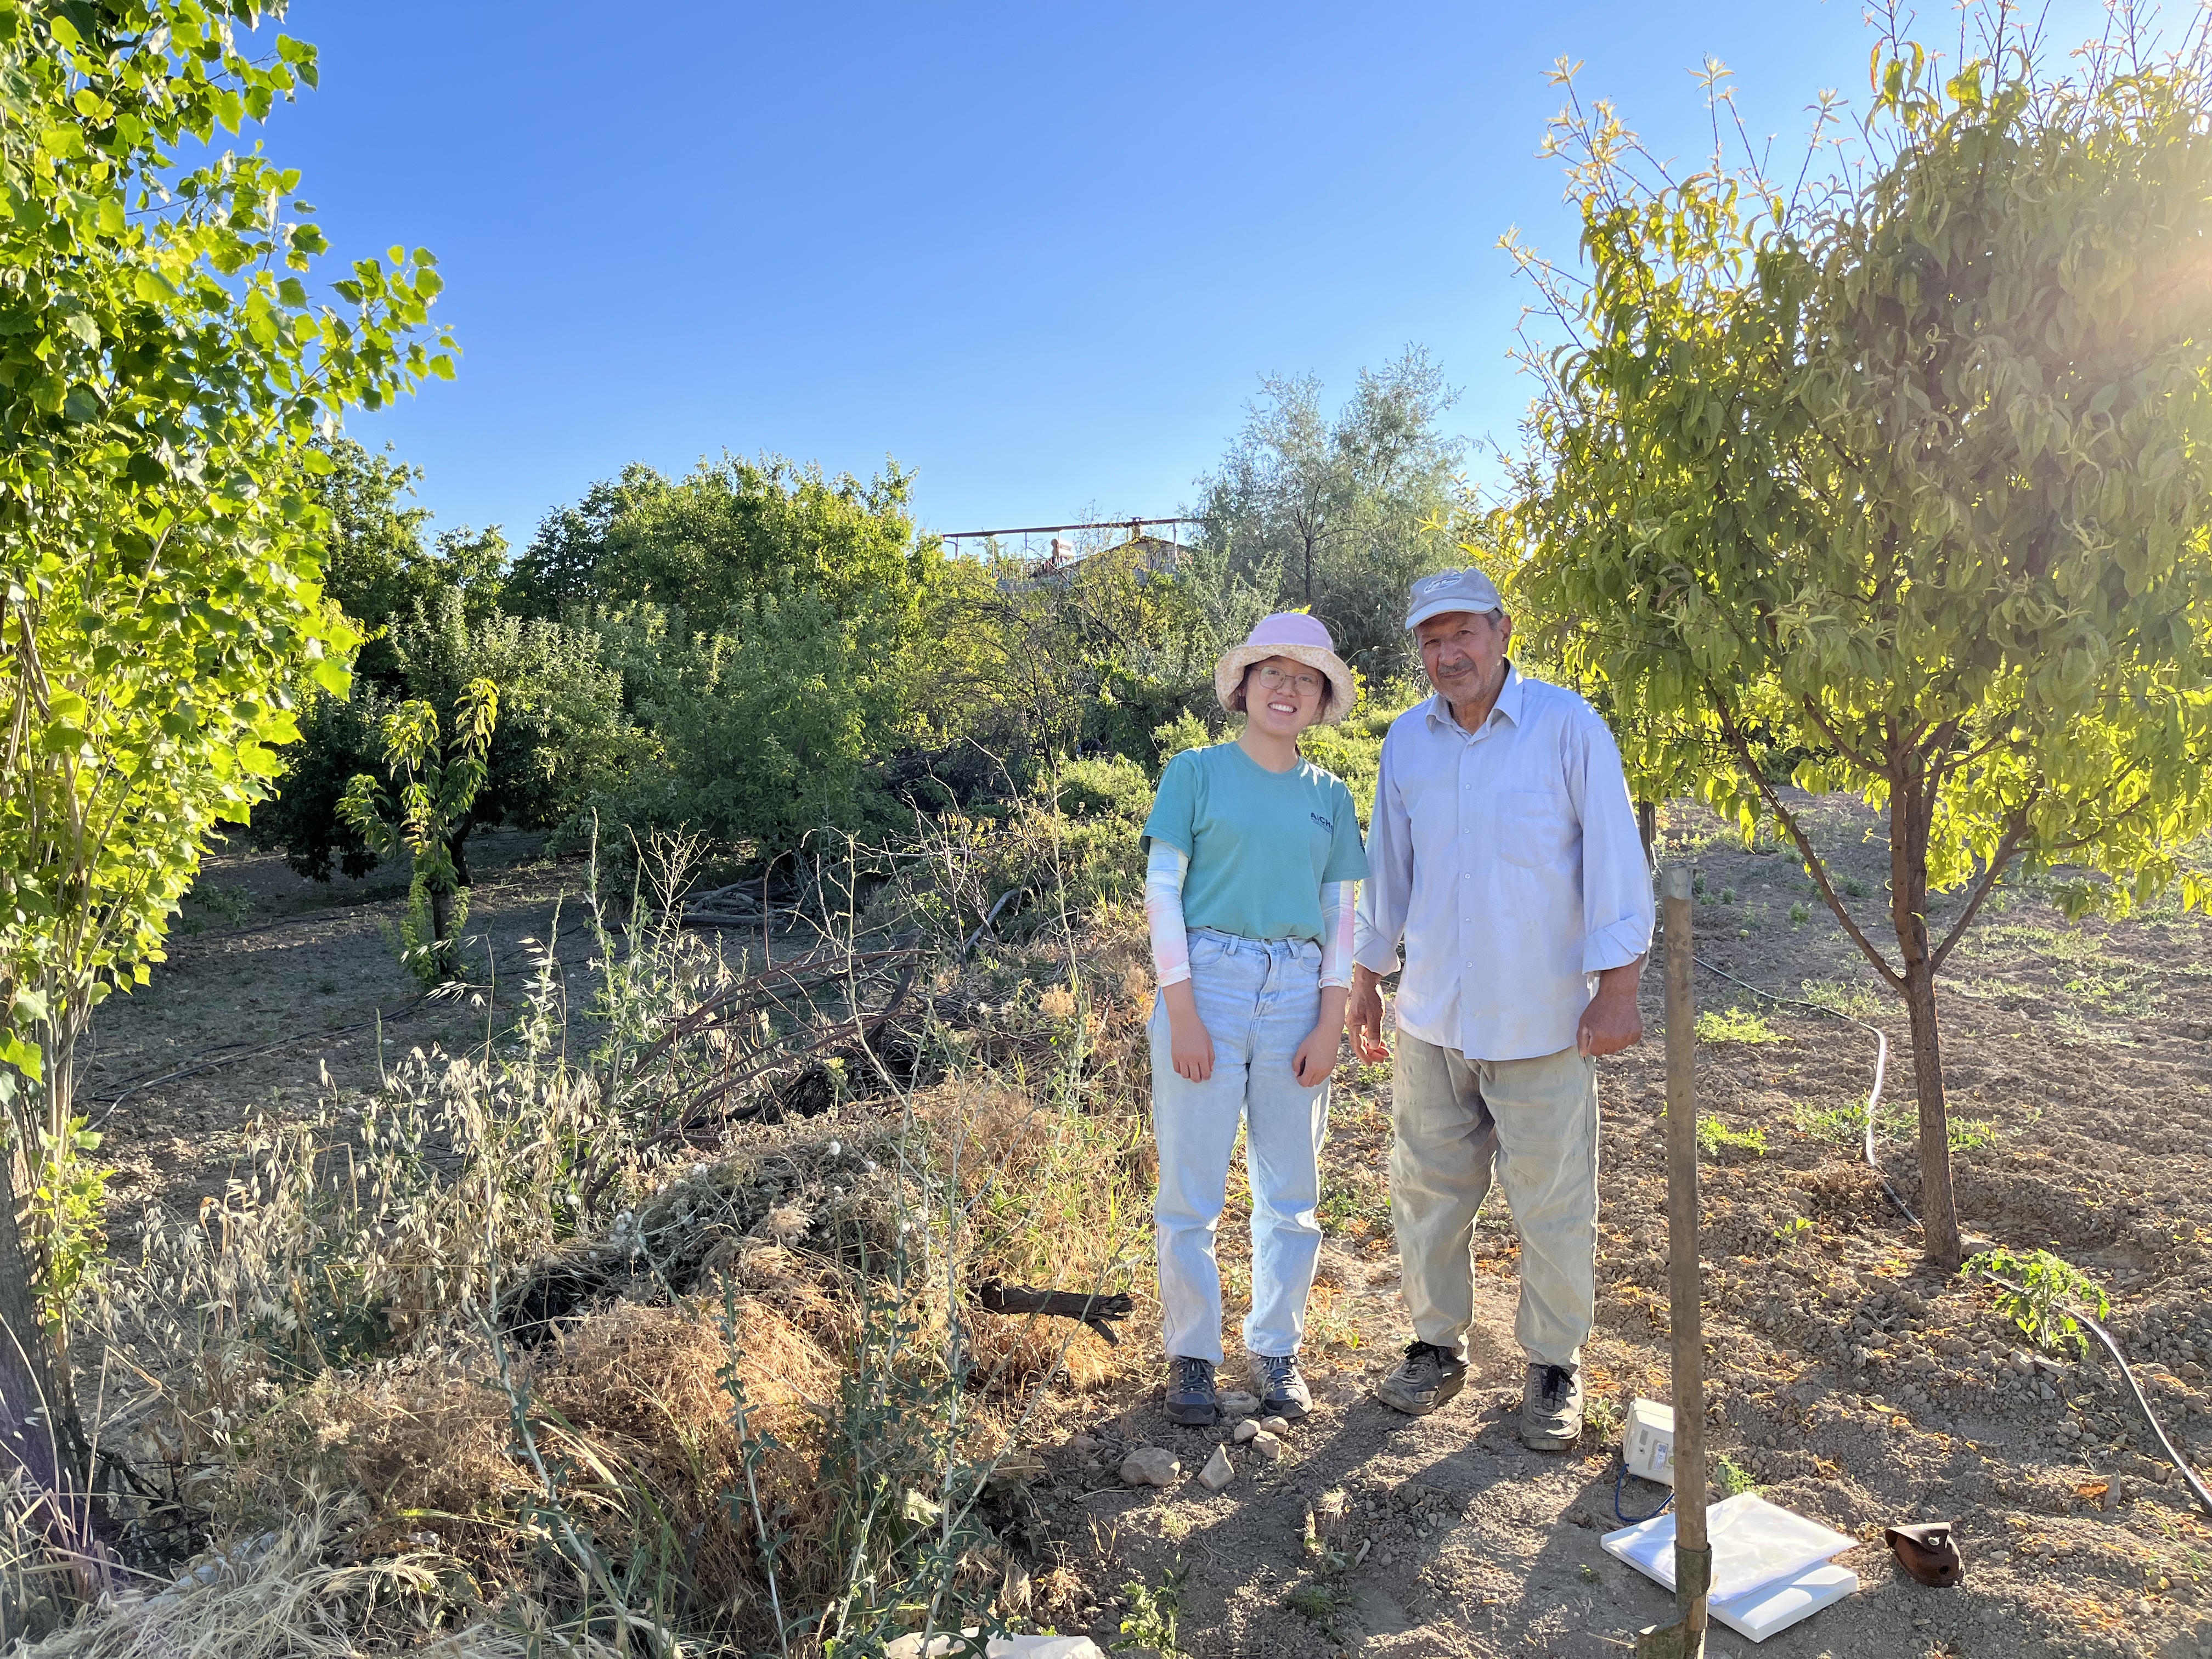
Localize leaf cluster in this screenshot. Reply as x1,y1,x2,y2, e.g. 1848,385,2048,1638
1515,10,2212,995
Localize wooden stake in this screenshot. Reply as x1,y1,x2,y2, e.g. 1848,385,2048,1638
1639,863,1709,1657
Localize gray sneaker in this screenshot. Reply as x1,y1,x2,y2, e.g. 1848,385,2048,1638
1522,1362,1584,1451
1251,1352,1311,1420
1374,1340,1468,1416
1165,1355,1218,1426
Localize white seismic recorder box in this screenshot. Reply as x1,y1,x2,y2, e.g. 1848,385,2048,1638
1624,1398,1678,1487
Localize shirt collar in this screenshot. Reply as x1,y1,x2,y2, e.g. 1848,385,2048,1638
1422,663,1522,736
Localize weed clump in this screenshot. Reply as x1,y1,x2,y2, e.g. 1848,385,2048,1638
1695,1007,1781,1045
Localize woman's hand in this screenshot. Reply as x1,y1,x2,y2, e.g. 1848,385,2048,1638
1293,985,1352,1087
1161,980,1215,1081
1291,1025,1340,1087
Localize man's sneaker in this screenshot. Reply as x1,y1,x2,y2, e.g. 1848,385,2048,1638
1522,1362,1584,1451
1374,1341,1468,1416
1251,1353,1312,1421
1165,1356,1218,1425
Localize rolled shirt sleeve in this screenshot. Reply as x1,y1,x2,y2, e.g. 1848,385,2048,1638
1568,714,1656,973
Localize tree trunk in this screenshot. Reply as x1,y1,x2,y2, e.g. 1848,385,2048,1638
1637,799,1657,872
1899,956,1963,1267
448,816,472,888
1888,769,1963,1267
0,1125,94,1573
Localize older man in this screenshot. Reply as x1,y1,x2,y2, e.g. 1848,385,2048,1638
1350,568,1653,1451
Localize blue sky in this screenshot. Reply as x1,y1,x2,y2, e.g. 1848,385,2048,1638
269,1,2114,552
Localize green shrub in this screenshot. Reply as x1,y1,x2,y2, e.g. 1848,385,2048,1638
1964,1246,2109,1358
1056,754,1154,821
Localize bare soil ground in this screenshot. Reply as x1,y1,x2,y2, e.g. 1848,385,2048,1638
86,826,595,1218
93,797,2212,1658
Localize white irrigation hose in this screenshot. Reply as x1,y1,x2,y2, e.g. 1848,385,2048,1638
1686,953,2212,1516
1686,955,1909,1220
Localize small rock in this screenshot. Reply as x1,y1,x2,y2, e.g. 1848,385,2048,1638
1070,1434,1099,1457
1199,1444,1235,1492
1249,1430,1283,1463
1219,1390,1261,1419
1261,1415,1291,1436
1119,1447,1180,1488
1231,1419,1260,1443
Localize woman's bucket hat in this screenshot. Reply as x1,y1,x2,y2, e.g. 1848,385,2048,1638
1213,612,1358,726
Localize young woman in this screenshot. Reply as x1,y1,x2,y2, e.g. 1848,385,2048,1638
1140,611,1368,1425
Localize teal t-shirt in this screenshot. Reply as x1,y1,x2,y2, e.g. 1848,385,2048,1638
1142,742,1369,944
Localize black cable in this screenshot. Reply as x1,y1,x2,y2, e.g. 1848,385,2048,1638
1977,1272,2212,1521
1613,1457,1674,1525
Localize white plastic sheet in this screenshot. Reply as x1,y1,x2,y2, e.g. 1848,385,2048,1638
1601,1492,1855,1599
1601,1493,1860,1643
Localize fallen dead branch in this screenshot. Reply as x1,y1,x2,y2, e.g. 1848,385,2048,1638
970,1279,1133,1346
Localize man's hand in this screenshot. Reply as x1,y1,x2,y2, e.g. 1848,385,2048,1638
1349,964,1390,1063
1577,959,1646,1057
1161,979,1215,1081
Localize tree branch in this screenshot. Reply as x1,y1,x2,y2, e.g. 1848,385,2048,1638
1796,691,1886,774
1715,697,1905,990
1931,814,2029,975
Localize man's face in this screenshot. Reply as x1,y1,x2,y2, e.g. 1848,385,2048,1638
1415,609,1511,703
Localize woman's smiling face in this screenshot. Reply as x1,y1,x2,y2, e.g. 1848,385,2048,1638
1240,653,1328,738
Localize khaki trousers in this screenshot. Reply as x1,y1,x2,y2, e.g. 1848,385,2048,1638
1390,1034,1598,1369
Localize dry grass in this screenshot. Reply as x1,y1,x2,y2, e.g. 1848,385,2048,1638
18,1511,450,1659
9,838,1165,1655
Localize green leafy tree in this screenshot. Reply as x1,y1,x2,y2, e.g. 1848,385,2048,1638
246,680,388,881
257,590,641,884
507,452,934,632
642,591,905,855
310,435,506,684
0,0,450,1525
1514,16,2212,1265
1197,347,1465,679
341,679,499,983
251,442,509,879
389,591,648,875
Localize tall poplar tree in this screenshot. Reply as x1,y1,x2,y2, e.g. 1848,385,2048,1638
0,0,449,1554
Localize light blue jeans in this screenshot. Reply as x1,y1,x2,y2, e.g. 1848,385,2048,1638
1149,928,1330,1364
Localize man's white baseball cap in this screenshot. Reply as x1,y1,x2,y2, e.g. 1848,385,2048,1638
1404,567,1504,631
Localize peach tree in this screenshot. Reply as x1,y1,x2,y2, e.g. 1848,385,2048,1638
340,678,499,984
1515,19,2212,1266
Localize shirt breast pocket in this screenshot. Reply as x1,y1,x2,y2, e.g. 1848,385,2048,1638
1495,789,1575,870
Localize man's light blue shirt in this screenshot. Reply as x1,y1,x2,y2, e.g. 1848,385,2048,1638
1352,665,1655,1062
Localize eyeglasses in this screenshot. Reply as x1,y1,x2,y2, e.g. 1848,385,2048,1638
1253,665,1325,696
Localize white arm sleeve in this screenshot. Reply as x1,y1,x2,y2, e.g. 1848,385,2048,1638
1144,842,1192,986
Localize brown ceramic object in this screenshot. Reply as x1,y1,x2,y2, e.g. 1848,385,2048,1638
1884,1520,1963,1587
